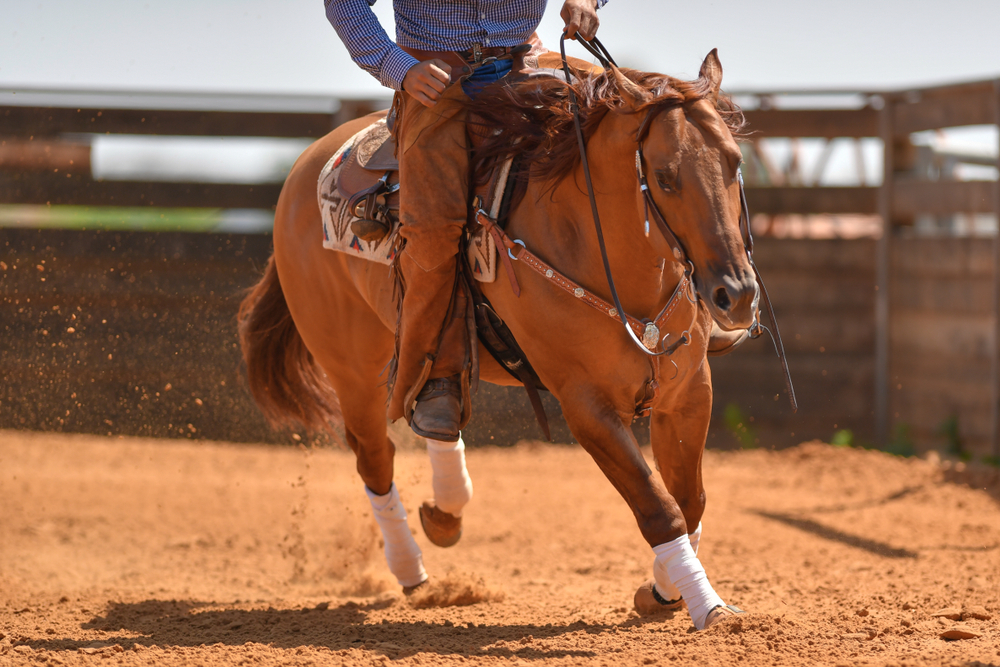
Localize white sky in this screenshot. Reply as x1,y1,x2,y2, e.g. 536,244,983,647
2,0,1000,97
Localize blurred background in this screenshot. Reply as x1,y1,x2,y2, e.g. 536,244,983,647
2,0,999,461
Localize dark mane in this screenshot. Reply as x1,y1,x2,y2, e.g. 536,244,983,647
466,66,746,197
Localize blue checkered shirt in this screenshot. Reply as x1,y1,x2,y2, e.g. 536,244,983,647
325,0,607,91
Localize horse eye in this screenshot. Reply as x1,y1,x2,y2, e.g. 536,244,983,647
655,170,676,193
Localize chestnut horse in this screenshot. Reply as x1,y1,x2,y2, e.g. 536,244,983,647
239,50,755,628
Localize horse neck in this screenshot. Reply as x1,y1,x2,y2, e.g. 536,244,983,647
516,111,682,316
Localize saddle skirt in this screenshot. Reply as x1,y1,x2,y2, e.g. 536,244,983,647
317,117,499,282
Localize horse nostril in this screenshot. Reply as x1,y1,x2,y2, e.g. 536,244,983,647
713,286,732,312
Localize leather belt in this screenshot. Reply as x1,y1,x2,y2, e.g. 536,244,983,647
400,33,540,81
458,44,518,63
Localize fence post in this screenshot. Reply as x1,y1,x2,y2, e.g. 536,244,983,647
992,79,1000,460
875,97,894,446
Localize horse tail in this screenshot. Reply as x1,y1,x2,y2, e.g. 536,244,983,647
237,256,342,432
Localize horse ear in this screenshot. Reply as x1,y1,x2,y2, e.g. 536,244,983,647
699,48,723,102
611,65,651,110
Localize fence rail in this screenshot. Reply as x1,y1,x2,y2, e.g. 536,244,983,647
0,95,383,210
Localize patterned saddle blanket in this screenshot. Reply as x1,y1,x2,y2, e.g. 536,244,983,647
317,117,500,282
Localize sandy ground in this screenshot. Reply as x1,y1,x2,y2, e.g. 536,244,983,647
1,430,999,667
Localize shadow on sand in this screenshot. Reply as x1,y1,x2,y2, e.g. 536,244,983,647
17,598,677,660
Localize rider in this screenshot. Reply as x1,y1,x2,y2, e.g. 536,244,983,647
326,0,605,442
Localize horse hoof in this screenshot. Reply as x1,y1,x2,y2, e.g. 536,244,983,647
419,500,462,548
402,579,429,596
633,579,684,616
703,604,744,629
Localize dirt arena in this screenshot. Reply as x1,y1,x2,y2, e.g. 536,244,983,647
1,430,999,667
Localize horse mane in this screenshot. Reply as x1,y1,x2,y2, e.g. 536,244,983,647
466,66,746,199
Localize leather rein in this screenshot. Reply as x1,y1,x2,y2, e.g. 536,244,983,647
477,35,797,411
560,35,797,411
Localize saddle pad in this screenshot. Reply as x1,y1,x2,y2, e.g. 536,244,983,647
317,118,497,282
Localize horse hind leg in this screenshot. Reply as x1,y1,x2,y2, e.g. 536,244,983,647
419,436,474,548
334,386,428,591
364,481,428,591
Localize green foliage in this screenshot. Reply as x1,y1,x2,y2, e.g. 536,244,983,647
884,422,915,457
723,403,757,449
937,415,970,461
983,455,1000,468
0,205,263,233
830,429,854,447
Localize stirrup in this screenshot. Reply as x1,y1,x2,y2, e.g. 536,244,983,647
351,216,391,242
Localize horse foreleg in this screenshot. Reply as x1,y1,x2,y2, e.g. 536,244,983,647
641,371,714,606
419,436,473,548
561,392,729,630
650,393,712,531
632,370,741,626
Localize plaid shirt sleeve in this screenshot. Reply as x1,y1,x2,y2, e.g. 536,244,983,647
325,0,420,91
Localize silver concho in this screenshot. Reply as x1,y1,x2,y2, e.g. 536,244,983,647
573,287,585,298
545,269,554,278
642,322,660,350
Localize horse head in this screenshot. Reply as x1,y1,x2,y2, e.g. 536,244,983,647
613,51,758,331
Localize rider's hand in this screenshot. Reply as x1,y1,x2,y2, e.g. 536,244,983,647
402,59,452,107
561,0,600,41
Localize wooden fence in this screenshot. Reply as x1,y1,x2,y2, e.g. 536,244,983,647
709,239,876,449
0,226,868,450
889,237,995,454
0,94,383,208
2,78,999,456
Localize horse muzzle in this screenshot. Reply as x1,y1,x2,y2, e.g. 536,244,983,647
702,273,759,331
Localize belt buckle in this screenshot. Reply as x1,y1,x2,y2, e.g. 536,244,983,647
472,43,483,63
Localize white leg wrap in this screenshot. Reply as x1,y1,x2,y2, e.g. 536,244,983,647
365,483,428,588
690,521,703,554
654,522,702,603
426,437,473,517
652,530,724,630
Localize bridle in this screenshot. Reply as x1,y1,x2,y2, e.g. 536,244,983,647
559,34,797,411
